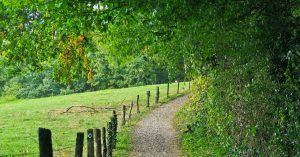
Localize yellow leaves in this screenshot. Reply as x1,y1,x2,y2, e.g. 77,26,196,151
71,35,85,45
66,45,72,51
59,35,86,66
77,35,85,42
189,76,209,105
59,51,72,65
83,57,89,69
57,41,62,48
56,34,92,81
62,152,69,157
0,32,5,38
0,49,11,58
88,69,93,80
142,46,150,54
17,24,24,30
45,10,50,17
76,47,84,56
192,76,208,92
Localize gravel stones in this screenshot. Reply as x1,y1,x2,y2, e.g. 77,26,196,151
132,95,188,157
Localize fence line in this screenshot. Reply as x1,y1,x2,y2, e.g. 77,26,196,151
26,82,190,157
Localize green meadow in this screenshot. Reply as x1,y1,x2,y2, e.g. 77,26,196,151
0,82,189,156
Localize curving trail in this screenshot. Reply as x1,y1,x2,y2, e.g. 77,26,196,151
131,95,188,157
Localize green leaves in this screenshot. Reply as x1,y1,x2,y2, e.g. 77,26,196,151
0,1,300,156
0,0,121,82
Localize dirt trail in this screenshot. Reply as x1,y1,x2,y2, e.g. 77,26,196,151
131,95,188,157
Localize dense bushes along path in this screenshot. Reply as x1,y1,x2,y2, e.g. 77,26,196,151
131,95,188,157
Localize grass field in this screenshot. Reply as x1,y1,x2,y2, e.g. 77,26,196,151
0,82,189,156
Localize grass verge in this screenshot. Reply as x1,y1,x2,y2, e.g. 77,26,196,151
174,100,194,157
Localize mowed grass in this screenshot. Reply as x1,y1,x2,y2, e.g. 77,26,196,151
0,82,189,156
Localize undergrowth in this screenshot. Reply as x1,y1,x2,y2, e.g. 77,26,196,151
176,54,300,156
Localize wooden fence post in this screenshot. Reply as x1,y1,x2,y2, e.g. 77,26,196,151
112,111,117,149
146,90,150,107
128,101,133,119
107,122,113,157
122,105,126,126
102,127,107,157
87,129,95,157
38,128,53,157
75,132,84,157
177,81,180,94
189,81,191,90
167,82,170,98
155,86,160,104
136,95,140,113
94,129,102,157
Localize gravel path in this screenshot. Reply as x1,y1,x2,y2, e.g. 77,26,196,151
131,95,188,157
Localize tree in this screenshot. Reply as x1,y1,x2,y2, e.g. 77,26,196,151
0,1,299,155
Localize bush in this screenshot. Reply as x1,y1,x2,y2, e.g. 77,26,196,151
60,86,75,95
176,53,300,156
3,77,21,97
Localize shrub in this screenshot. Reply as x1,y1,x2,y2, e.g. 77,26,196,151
3,77,21,97
177,53,300,156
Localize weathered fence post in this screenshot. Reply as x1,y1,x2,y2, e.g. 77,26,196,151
112,111,118,149
167,82,170,98
146,90,150,107
87,129,95,157
102,127,107,157
107,122,113,157
38,128,53,157
155,86,160,104
110,117,115,150
75,132,84,157
122,105,126,126
177,81,180,94
136,95,140,113
94,129,102,157
128,101,133,119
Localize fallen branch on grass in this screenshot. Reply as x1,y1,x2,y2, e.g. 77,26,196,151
60,105,116,114
62,105,98,114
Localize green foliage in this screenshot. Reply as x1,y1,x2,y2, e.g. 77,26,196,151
121,56,164,86
2,70,84,99
155,1,300,156
1,0,299,156
0,68,7,96
3,77,21,96
90,53,168,90
177,53,300,156
1,55,169,99
0,0,117,81
59,86,75,96
16,71,60,98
